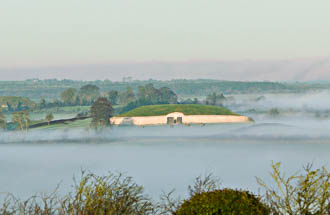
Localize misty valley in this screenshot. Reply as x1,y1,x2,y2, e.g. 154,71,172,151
0,81,329,214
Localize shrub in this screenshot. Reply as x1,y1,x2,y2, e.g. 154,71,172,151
66,172,155,215
174,189,270,215
1,172,156,215
257,162,330,215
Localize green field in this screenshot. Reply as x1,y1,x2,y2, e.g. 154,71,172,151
119,104,239,117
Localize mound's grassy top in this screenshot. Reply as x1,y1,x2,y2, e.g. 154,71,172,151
119,104,239,117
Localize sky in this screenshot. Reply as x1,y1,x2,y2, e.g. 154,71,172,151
1,0,330,80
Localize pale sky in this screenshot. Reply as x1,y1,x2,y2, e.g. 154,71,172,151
1,0,330,69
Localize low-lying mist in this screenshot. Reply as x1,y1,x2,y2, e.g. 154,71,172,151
227,90,330,114
1,118,330,144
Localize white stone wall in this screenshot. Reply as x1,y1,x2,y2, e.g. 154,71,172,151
183,115,250,124
110,112,251,126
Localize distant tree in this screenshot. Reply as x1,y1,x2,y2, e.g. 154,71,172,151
206,92,226,106
119,87,136,105
159,87,178,104
16,101,23,111
137,84,177,105
38,98,47,109
79,85,100,105
193,98,199,104
137,85,147,101
0,110,7,130
7,102,14,112
61,88,78,105
23,110,30,131
12,111,30,131
107,90,119,105
45,113,54,125
90,97,113,128
268,108,280,117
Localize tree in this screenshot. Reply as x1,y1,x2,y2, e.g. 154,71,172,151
16,101,23,111
119,87,136,105
0,110,7,130
61,88,78,105
23,110,30,131
79,85,100,105
193,98,199,104
7,102,13,112
159,87,178,104
12,112,24,131
107,90,119,105
45,113,54,125
206,92,226,106
269,108,280,117
90,97,113,128
137,84,177,105
38,98,47,109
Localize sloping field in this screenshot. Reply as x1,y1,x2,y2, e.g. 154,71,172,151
119,104,239,117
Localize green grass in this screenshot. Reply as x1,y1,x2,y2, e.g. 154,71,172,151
119,104,239,117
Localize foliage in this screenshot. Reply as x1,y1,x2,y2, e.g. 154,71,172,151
107,90,119,105
90,97,113,128
119,104,239,117
137,84,178,105
119,86,136,105
79,84,100,105
1,79,329,102
180,98,199,104
257,162,330,215
175,189,270,215
206,92,226,106
66,172,155,215
160,174,221,214
22,110,30,131
0,110,7,130
11,111,30,131
45,113,54,125
1,172,156,215
268,108,280,117
117,84,178,114
61,88,79,105
160,173,269,215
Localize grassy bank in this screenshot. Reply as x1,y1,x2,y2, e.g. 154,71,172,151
119,104,239,117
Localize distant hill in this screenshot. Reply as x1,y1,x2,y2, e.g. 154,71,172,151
119,104,239,117
0,79,329,101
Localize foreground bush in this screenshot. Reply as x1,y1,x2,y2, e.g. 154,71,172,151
174,189,270,215
257,162,330,215
1,172,155,215
66,172,155,215
1,164,328,215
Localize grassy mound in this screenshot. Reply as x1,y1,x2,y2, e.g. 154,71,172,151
119,104,239,117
